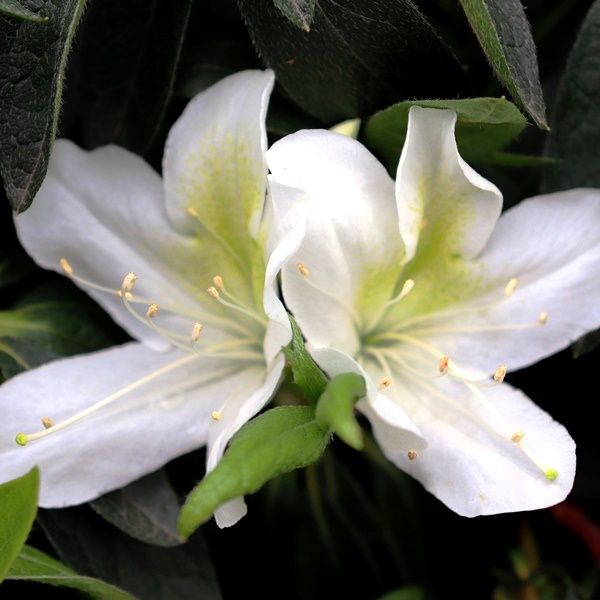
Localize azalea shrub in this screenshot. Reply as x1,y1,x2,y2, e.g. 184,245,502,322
1,1,599,599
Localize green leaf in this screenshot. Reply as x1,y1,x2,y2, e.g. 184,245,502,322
542,0,600,192
0,467,39,583
315,372,366,450
459,0,547,129
239,0,467,122
38,506,222,600
178,406,330,537
273,0,315,32
0,254,34,288
283,316,327,405
0,0,47,23
0,0,87,212
90,470,183,547
78,0,193,155
6,545,134,600
365,97,527,172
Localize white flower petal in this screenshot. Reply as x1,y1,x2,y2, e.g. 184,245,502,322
164,69,274,241
432,188,600,373
0,342,267,507
207,355,285,528
379,377,575,516
15,141,205,350
268,130,404,355
310,347,425,451
396,106,502,263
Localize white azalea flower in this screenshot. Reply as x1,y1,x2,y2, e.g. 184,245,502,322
267,106,600,516
0,70,296,528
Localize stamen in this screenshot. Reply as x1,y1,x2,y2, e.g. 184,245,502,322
14,353,201,445
378,376,392,390
504,278,519,297
297,262,309,277
59,257,73,275
494,365,508,383
122,272,137,293
186,206,199,218
438,356,449,375
407,450,418,460
212,275,224,290
191,322,204,342
207,279,267,327
538,311,548,325
146,303,159,318
511,430,525,443
383,279,415,309
207,286,220,299
41,417,54,429
211,411,222,421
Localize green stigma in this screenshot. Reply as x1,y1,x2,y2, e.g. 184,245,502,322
15,433,28,446
545,468,559,481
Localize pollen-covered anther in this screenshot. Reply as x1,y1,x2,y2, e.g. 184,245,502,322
407,450,418,460
511,430,526,443
378,376,392,390
538,311,548,325
207,286,220,299
438,355,450,375
504,278,519,297
186,205,199,218
59,257,73,275
146,303,159,318
211,410,222,421
121,272,137,293
41,417,54,429
297,262,309,277
494,364,508,383
212,275,224,290
191,322,204,342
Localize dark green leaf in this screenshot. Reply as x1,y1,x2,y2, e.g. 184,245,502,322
0,254,34,288
459,0,547,129
0,467,39,582
178,406,330,537
377,587,424,600
0,0,47,23
283,316,327,405
0,0,87,212
542,0,600,192
79,0,192,155
90,470,183,548
365,97,526,172
38,506,222,600
315,372,365,450
6,545,134,600
273,0,315,31
239,0,467,123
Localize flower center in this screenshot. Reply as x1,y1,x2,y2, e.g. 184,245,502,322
14,259,267,446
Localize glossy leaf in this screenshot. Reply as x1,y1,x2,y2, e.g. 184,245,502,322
178,406,330,537
283,316,328,405
459,0,547,128
315,372,366,450
0,0,86,212
0,467,39,582
90,470,183,547
6,545,134,600
239,0,467,122
542,0,600,192
365,97,526,171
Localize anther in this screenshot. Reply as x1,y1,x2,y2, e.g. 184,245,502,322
438,356,449,375
504,278,519,297
121,272,137,293
211,411,222,421
407,450,417,460
538,311,548,325
15,433,28,446
400,279,415,298
212,275,224,290
378,376,392,390
146,303,159,318
59,257,73,275
511,430,525,443
297,262,309,277
41,417,54,429
207,286,220,299
191,322,204,342
186,206,199,218
494,364,508,383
